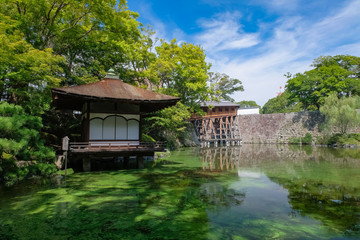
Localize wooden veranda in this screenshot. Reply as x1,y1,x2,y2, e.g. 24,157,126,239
69,141,166,154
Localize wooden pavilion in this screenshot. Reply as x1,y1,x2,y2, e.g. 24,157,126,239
52,72,179,171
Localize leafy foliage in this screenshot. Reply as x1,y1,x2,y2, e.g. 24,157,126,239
324,133,360,146
208,72,244,102
237,100,260,108
320,93,360,134
261,91,302,114
0,14,64,115
0,0,142,86
146,39,211,110
290,133,313,145
0,102,55,184
143,102,191,149
286,55,360,110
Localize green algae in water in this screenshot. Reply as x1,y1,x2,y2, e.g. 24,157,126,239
0,145,359,239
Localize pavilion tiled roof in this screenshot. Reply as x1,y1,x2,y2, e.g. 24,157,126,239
52,78,180,111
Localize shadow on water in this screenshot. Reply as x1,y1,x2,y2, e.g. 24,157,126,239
0,145,359,239
0,151,244,240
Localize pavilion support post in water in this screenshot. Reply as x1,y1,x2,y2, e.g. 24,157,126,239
83,157,91,171
137,155,144,169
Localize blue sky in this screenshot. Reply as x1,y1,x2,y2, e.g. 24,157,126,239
127,0,360,106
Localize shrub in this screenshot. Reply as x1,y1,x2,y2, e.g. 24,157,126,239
289,133,313,145
289,137,301,145
301,133,313,145
325,133,360,146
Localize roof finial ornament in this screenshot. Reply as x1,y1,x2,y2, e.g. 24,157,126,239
104,68,120,80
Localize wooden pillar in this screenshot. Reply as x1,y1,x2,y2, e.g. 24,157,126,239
220,117,223,140
83,157,91,171
225,117,229,139
230,117,233,138
123,156,129,169
208,119,212,140
137,155,144,169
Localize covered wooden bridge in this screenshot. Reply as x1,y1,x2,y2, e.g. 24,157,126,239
190,102,242,147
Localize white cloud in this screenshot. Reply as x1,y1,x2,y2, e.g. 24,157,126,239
195,12,260,52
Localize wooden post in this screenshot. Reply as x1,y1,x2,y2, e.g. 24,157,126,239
83,158,91,171
137,155,144,169
62,136,70,176
220,117,223,140
123,156,129,169
64,152,68,176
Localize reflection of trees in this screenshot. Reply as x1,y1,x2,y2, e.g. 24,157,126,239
265,162,360,236
198,183,244,211
199,144,360,236
270,176,360,236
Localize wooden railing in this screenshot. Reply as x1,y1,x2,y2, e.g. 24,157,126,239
69,141,166,152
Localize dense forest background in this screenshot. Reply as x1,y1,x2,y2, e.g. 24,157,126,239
0,0,359,185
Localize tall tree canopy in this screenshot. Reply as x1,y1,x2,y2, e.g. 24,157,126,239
146,39,211,110
261,92,302,114
0,13,64,115
208,72,244,102
0,0,142,85
286,55,360,110
237,100,260,109
320,93,360,134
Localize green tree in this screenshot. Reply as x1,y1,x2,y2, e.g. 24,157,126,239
0,0,142,85
122,27,157,87
237,100,260,108
208,72,244,102
143,102,191,149
0,13,64,115
146,39,211,110
0,102,56,184
261,91,302,114
320,93,360,134
286,55,360,110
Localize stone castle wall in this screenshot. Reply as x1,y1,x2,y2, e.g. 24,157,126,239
237,111,328,144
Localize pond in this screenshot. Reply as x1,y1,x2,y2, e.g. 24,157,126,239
0,144,359,239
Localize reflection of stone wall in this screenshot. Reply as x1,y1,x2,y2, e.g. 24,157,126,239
238,112,343,144
199,145,360,171
238,112,326,144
